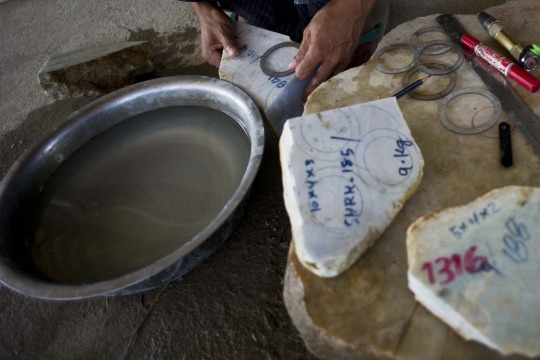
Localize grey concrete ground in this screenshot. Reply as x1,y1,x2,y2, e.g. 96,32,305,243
0,0,504,359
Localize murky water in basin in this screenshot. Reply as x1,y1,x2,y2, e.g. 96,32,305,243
31,105,251,284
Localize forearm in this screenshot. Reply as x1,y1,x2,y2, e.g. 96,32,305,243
330,0,376,20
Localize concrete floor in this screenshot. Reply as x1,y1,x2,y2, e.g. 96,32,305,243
0,0,504,359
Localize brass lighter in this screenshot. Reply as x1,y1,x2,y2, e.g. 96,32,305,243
478,11,539,71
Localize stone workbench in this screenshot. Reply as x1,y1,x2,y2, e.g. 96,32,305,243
283,1,540,359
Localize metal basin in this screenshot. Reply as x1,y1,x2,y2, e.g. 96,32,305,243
0,76,265,299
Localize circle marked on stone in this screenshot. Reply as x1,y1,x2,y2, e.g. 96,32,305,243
306,174,365,231
363,135,413,186
260,41,300,77
471,106,516,140
438,88,502,135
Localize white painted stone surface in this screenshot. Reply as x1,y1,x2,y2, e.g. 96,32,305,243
407,186,540,357
281,97,423,277
219,23,297,111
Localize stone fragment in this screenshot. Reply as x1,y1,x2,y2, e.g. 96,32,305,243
38,41,155,99
280,97,423,277
219,23,297,111
407,186,540,357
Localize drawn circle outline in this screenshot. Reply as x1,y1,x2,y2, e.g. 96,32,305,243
231,58,293,108
297,107,361,162
362,135,414,187
355,128,420,193
471,106,515,139
304,173,367,232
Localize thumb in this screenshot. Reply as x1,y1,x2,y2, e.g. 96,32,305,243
289,38,310,69
219,31,240,57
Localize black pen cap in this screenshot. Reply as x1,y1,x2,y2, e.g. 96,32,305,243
478,11,498,31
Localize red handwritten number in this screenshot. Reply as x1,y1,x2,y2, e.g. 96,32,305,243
421,263,435,284
421,246,489,285
464,246,489,273
435,257,455,284
451,254,463,275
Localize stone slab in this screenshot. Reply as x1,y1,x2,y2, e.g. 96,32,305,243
280,98,423,277
219,23,297,111
38,41,155,99
284,1,540,359
407,185,540,357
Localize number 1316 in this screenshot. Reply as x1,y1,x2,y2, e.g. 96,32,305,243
421,246,490,285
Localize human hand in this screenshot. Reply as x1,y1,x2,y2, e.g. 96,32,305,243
288,0,375,101
190,2,240,67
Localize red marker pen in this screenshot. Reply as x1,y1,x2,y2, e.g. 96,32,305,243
462,34,540,93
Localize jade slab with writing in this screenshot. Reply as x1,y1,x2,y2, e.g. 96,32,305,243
408,186,540,357
219,23,297,111
280,98,423,277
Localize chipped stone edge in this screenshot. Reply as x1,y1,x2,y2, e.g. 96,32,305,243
406,185,538,356
281,106,425,278
283,241,393,360
406,274,500,352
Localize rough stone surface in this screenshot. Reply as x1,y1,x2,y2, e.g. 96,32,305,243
407,185,540,357
285,1,540,359
38,41,155,99
219,23,297,111
280,98,423,277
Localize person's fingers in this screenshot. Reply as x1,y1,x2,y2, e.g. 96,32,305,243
302,62,338,102
218,31,240,58
294,49,325,81
204,48,223,68
330,62,348,78
289,37,310,70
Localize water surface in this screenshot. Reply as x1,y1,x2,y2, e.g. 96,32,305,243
31,105,250,284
